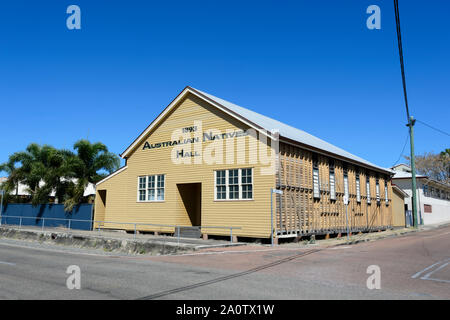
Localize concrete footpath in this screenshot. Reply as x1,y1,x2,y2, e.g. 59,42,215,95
0,225,245,255
1,221,448,256
278,221,450,249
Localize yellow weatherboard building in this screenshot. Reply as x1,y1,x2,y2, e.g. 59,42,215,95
94,86,393,240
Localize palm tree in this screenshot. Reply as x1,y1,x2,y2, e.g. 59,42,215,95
63,140,120,211
0,158,20,203
4,143,74,205
1,140,120,210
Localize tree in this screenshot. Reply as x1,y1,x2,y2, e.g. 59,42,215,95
440,149,450,182
63,140,120,211
0,143,74,205
0,158,20,203
0,140,120,210
405,149,450,184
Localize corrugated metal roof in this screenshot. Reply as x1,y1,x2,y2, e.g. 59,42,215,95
193,87,391,174
392,171,426,179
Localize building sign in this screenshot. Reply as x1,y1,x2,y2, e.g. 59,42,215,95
142,127,250,151
176,149,200,158
139,123,276,174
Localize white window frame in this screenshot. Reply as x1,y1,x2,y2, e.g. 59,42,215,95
138,176,146,202
343,170,349,201
241,168,253,200
215,170,227,200
376,178,381,205
147,175,156,201
366,177,371,204
137,174,165,202
156,174,165,201
356,173,361,203
214,168,253,201
312,157,320,199
385,184,389,205
329,167,336,201
228,169,240,200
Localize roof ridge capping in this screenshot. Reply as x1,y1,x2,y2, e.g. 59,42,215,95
120,86,391,174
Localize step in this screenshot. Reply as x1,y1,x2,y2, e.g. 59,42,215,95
177,226,202,239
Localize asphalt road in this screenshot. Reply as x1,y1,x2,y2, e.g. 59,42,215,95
0,225,449,300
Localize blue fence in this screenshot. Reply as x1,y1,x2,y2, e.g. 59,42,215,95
0,203,93,230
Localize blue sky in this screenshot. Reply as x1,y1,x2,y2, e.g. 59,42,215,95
0,0,448,171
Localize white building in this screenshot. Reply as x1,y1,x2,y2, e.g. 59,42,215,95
391,164,450,225
0,177,95,201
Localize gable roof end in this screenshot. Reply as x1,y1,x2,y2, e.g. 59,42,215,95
120,86,391,175
120,86,274,158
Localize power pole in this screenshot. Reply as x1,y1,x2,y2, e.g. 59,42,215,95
407,117,419,227
394,0,419,228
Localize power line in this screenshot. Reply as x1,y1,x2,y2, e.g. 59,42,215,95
392,131,409,167
416,119,450,137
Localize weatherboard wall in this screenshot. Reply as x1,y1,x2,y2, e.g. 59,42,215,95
95,93,276,238
276,143,392,235
94,91,393,239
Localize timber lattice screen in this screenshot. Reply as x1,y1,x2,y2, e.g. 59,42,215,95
275,143,392,236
